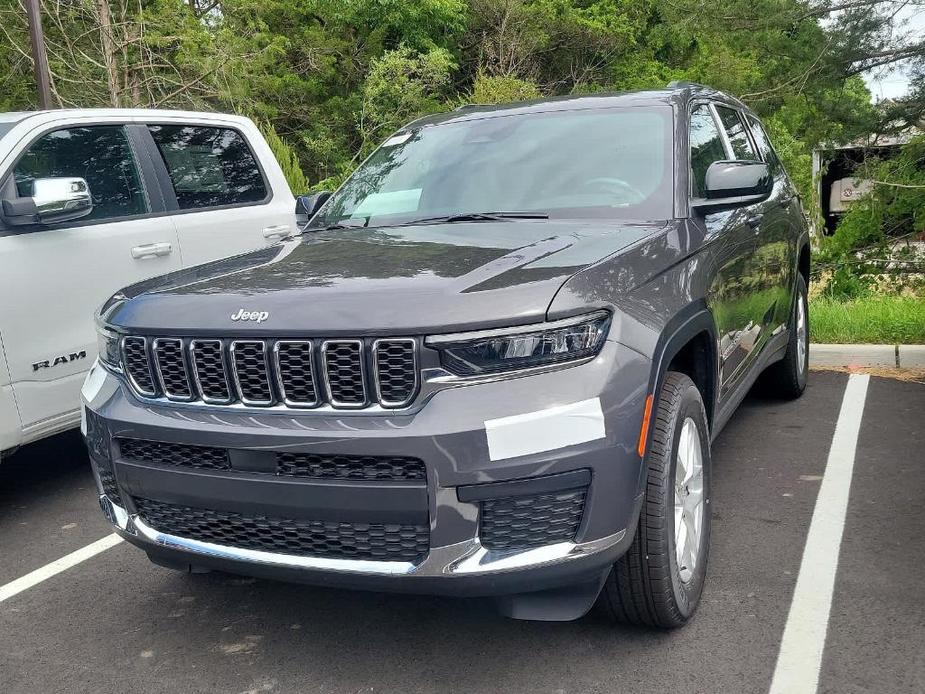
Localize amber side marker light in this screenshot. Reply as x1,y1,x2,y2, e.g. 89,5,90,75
637,394,654,458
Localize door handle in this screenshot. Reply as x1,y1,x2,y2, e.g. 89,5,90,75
131,242,172,259
262,224,292,240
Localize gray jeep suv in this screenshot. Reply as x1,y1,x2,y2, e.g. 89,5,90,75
83,84,810,628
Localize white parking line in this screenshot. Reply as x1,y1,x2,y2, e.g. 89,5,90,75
0,534,123,604
769,373,870,694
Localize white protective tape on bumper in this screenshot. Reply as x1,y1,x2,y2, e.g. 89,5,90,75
485,397,606,462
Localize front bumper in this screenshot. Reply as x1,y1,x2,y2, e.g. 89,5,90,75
100,493,635,598
82,341,650,599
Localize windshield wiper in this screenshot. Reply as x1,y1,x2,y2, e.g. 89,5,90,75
309,216,371,232
401,211,549,226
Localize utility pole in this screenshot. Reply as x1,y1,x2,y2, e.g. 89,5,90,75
24,0,53,109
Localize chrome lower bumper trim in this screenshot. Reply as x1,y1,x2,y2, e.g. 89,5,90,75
100,494,625,578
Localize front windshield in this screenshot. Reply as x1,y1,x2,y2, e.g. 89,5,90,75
310,106,673,228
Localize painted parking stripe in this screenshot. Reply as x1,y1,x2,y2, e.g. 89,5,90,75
0,534,123,604
769,374,870,694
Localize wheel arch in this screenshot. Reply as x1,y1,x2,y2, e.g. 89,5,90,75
646,303,718,432
798,242,810,287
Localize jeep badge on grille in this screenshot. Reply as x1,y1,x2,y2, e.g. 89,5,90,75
230,308,270,323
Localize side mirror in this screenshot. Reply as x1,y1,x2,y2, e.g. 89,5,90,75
295,191,332,224
2,177,93,226
692,161,771,211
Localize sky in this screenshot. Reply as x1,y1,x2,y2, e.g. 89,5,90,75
862,3,924,101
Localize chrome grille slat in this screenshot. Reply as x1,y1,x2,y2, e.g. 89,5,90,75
120,336,416,410
121,336,156,397
322,340,367,408
189,339,232,404
274,340,318,407
152,338,194,401
230,340,275,406
373,339,419,408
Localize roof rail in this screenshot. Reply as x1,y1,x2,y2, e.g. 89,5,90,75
666,80,707,89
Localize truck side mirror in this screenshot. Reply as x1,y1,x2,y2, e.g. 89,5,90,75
295,191,332,224
692,161,771,212
2,177,94,226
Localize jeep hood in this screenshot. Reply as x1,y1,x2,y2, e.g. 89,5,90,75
107,221,665,334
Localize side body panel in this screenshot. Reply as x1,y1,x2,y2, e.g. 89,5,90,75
139,115,297,266
0,330,22,453
0,111,294,445
549,94,806,446
0,218,183,435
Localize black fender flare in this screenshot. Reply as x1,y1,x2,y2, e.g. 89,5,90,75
645,301,719,430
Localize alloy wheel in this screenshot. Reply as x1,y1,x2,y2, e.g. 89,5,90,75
674,417,705,583
796,289,807,376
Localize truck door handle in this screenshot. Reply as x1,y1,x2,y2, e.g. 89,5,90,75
262,224,292,240
131,242,172,259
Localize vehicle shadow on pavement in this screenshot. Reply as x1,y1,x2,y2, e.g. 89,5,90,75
120,566,674,691
0,431,90,520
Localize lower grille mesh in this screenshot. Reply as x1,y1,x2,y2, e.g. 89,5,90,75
117,438,229,471
134,497,429,562
479,488,587,551
276,452,426,481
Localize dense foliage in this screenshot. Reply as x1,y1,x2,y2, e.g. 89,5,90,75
0,0,922,199
817,134,925,299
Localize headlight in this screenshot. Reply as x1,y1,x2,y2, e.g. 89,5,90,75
428,311,611,376
97,326,121,371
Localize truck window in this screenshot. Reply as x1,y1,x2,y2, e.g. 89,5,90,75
744,115,782,174
715,106,759,161
689,105,727,198
13,126,148,222
147,125,267,210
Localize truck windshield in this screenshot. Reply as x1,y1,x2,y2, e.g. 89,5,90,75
309,106,673,229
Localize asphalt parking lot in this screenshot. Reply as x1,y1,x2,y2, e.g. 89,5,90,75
1,371,922,694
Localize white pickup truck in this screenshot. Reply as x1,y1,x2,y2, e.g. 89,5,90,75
0,109,300,458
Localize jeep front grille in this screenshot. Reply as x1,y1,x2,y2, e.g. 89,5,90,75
119,336,419,410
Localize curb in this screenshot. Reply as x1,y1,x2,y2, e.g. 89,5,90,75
810,343,925,369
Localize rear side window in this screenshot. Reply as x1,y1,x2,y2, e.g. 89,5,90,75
148,125,267,210
689,105,727,198
745,115,782,174
13,126,148,222
715,106,758,161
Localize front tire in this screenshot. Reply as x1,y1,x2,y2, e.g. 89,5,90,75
597,371,712,629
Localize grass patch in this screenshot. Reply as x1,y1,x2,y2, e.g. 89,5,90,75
810,295,925,344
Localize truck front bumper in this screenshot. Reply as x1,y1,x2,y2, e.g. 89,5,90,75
82,342,650,613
